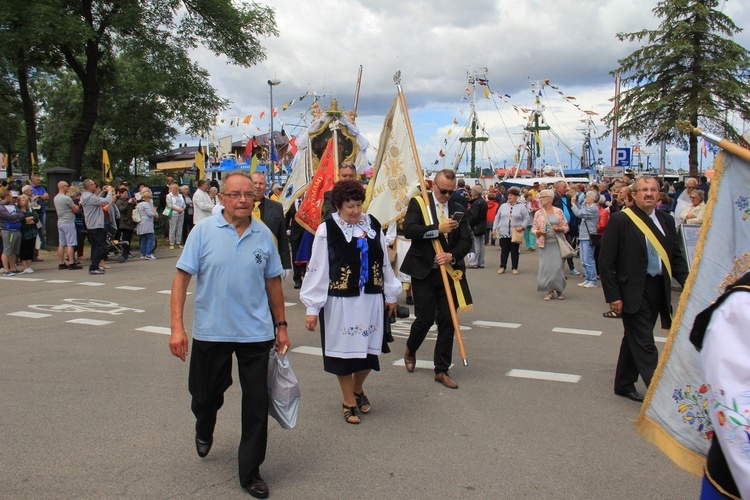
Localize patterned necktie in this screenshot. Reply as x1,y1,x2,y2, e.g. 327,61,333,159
253,201,261,220
646,238,661,276
437,203,447,235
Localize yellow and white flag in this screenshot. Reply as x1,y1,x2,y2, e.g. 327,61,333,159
363,96,421,226
102,149,113,182
635,148,750,475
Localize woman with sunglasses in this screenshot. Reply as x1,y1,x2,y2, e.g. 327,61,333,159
679,189,706,225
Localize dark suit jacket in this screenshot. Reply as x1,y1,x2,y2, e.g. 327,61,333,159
258,197,291,269
467,196,487,236
599,205,688,315
400,194,473,280
284,199,305,242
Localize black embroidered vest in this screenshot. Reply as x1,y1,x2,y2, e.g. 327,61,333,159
325,216,384,297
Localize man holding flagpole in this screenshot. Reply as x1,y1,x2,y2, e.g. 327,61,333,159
401,169,472,389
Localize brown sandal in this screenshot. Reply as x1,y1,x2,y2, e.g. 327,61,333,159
343,404,360,424
603,310,622,319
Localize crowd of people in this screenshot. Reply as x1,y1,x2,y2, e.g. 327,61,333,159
0,174,225,276
3,166,720,497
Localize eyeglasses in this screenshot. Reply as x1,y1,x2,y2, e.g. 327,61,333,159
436,187,455,196
222,192,255,200
636,188,660,193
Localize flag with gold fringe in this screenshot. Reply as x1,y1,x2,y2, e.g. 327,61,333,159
363,96,421,227
635,149,750,475
102,149,113,183
295,138,336,234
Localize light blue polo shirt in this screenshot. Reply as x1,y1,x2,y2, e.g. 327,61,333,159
176,211,283,342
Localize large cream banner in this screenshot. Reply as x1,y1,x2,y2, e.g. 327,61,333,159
364,96,421,227
635,150,750,474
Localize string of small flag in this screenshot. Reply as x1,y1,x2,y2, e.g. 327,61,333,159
211,91,325,128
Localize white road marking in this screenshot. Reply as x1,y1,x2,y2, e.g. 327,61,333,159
67,318,114,326
655,336,667,343
506,369,581,383
135,326,171,335
116,286,146,291
78,282,106,287
473,320,521,329
292,346,322,356
552,327,602,336
284,302,296,307
393,359,452,370
157,290,192,295
7,311,52,319
0,277,44,282
45,280,73,284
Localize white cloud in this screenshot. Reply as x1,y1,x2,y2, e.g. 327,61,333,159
183,0,750,173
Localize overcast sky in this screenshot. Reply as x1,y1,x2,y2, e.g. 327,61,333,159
186,0,750,173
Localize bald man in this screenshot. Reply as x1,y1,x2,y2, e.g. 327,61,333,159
54,180,81,270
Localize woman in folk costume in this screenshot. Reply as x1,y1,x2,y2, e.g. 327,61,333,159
300,180,400,425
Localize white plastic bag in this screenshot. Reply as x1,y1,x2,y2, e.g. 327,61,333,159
267,349,300,429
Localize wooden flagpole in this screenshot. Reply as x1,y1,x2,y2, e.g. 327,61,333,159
394,71,468,366
676,121,750,163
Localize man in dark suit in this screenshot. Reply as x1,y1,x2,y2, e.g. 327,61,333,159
250,172,291,277
401,169,473,389
599,175,689,402
466,184,487,268
284,198,306,288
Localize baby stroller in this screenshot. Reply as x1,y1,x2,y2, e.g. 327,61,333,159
105,226,128,263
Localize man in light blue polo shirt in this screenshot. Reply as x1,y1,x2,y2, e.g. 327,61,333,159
169,171,290,499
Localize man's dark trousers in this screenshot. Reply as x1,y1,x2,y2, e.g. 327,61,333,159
87,228,106,272
189,338,273,488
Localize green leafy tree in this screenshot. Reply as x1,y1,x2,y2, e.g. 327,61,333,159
605,0,750,176
2,0,277,178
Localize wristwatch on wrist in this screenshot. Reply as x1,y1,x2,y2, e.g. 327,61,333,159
274,321,288,328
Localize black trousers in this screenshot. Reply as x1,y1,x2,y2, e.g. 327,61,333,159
118,228,133,254
498,237,520,270
87,228,106,271
614,275,665,393
189,338,274,488
290,238,306,282
407,268,454,373
565,233,577,270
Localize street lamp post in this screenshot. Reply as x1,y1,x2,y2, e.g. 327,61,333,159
267,79,281,185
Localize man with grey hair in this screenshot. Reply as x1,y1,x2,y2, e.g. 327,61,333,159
466,184,487,268
80,179,114,275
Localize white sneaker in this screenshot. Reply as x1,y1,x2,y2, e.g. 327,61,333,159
570,269,581,276
147,254,157,260
23,268,34,274
583,282,599,288
577,281,587,287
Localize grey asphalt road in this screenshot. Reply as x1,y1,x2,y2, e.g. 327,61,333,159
0,245,700,499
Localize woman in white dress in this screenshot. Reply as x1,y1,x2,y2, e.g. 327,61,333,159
301,180,401,424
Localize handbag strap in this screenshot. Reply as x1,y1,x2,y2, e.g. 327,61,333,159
622,208,672,279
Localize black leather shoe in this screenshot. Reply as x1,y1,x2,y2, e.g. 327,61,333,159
615,390,645,402
293,280,301,289
246,475,269,498
195,435,213,458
